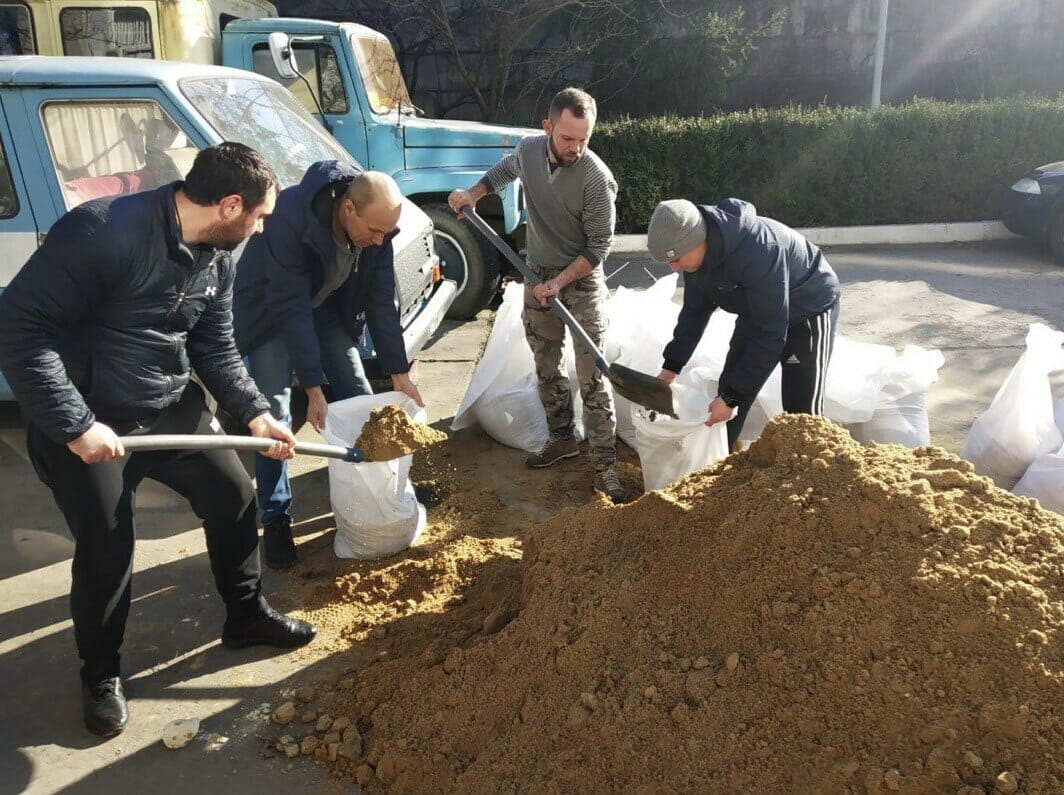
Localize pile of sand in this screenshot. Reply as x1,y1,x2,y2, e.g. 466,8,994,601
355,405,447,462
272,415,1062,793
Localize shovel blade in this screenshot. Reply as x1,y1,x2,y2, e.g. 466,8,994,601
607,364,677,418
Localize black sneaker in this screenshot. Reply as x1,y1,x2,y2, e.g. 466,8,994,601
81,675,128,738
262,517,296,570
222,601,317,650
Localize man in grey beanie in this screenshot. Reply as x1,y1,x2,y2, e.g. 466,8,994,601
647,198,841,448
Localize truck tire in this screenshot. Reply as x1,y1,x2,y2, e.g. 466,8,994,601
424,204,500,319
1047,202,1064,266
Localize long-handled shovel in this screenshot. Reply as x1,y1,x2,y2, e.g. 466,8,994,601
462,206,677,417
119,434,367,462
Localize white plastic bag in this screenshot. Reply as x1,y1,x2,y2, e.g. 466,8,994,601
845,346,944,448
1013,442,1064,514
823,337,896,424
452,282,584,452
961,323,1064,482
323,392,426,559
633,372,729,491
848,392,930,447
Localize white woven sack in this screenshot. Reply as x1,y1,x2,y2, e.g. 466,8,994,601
847,392,930,448
1013,442,1064,515
453,281,585,452
323,391,426,559
961,323,1064,482
634,376,728,492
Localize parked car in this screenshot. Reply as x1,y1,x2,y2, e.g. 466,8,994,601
0,55,455,400
1002,160,1064,264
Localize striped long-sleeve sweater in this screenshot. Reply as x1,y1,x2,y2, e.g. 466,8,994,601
483,134,617,271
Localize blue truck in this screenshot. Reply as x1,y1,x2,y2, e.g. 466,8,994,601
0,55,455,400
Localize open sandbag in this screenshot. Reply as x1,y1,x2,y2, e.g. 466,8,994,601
323,392,426,559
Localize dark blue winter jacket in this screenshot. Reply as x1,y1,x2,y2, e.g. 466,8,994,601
233,161,409,386
0,183,269,444
662,199,840,405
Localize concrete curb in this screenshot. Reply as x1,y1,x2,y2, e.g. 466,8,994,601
612,220,1017,254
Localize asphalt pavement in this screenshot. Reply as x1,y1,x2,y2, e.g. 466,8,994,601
1,237,1062,794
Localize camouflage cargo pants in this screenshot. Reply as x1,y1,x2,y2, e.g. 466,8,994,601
523,262,617,466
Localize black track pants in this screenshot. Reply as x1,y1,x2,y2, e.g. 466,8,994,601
725,300,840,449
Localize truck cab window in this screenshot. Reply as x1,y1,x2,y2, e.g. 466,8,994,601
0,4,34,54
251,42,348,115
41,100,199,208
350,34,413,115
60,7,153,58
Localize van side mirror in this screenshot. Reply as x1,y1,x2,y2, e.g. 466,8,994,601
268,31,299,80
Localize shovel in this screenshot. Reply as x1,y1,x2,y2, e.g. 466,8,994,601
461,206,677,418
119,434,367,462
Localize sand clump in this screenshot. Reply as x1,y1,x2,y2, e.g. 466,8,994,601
355,405,447,462
273,415,1062,793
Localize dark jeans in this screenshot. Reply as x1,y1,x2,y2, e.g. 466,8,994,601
725,299,840,449
244,294,373,525
26,385,261,682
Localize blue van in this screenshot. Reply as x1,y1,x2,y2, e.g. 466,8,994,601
0,55,455,400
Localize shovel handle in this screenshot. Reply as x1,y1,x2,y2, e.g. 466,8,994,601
118,434,365,463
461,206,610,371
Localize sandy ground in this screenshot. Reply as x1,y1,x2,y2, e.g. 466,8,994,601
1,238,1062,794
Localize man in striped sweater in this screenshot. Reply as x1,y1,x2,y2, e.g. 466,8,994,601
449,87,625,503
648,198,841,449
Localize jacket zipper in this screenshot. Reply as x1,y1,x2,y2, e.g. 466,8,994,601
168,253,218,319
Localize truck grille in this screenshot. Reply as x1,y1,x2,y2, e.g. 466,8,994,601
393,228,435,316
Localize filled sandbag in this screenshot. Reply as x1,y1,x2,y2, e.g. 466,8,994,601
1012,443,1064,514
324,392,426,559
453,282,583,452
961,323,1064,483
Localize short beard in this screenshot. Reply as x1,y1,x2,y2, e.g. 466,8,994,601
548,134,581,167
200,220,247,251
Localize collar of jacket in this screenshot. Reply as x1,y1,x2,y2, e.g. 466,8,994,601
161,181,224,270
301,179,401,267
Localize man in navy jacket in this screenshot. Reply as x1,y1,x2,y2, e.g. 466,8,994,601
648,198,841,449
234,161,423,568
0,143,316,739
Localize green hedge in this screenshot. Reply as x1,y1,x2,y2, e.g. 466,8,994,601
594,97,1064,233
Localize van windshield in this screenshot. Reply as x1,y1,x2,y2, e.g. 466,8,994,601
180,75,351,187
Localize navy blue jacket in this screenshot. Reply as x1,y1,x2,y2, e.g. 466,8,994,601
662,199,840,404
0,183,269,444
233,161,409,386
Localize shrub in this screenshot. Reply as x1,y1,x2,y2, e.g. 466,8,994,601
595,96,1064,232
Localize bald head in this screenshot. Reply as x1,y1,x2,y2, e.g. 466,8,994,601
337,170,402,248
346,171,402,213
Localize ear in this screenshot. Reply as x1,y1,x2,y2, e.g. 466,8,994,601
218,194,244,219
541,118,552,135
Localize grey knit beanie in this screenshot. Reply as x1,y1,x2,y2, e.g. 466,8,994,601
647,200,707,262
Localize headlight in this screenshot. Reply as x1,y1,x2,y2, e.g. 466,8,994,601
1011,177,1041,194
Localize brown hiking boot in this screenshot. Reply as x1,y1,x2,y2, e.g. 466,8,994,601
594,464,627,504
525,433,579,468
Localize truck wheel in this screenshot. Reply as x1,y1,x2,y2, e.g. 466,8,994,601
1047,202,1064,265
425,204,500,319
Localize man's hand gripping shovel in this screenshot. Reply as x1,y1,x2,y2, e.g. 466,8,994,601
460,206,676,418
